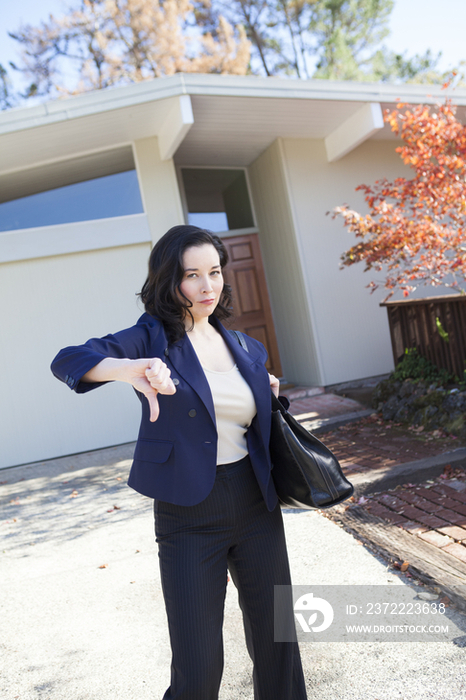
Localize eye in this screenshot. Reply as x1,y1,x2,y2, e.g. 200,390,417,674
186,273,197,279
211,270,221,276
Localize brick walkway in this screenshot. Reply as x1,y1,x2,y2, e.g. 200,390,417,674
352,469,466,566
283,389,466,576
322,416,465,475
309,413,466,568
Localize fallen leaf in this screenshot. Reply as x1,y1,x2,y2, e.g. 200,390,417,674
98,564,108,569
70,490,79,498
400,561,409,572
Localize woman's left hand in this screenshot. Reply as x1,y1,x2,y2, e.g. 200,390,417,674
268,373,280,398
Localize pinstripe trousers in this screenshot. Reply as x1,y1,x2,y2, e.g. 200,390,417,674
154,455,308,700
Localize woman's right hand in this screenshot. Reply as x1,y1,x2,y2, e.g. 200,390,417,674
82,357,176,422
123,358,176,422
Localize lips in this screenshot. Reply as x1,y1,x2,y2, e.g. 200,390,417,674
199,299,216,304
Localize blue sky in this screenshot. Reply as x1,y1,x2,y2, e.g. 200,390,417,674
1,0,465,84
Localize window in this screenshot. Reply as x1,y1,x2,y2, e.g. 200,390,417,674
0,147,144,232
180,168,254,233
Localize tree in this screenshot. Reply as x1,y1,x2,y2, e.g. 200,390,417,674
211,0,445,82
372,48,455,85
9,0,250,99
3,0,459,107
310,0,393,80
203,1,277,76
332,94,466,300
0,63,18,110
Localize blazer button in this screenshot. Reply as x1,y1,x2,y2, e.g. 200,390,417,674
173,378,179,386
164,348,169,356
188,409,197,418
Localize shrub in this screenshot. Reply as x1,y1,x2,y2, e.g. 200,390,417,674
392,348,453,386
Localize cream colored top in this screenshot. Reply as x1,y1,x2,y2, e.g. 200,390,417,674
203,364,257,465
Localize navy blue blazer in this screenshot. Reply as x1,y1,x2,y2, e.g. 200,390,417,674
51,313,279,511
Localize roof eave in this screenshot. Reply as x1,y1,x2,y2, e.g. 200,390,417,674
1,73,465,138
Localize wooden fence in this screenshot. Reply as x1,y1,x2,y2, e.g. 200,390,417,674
380,294,466,379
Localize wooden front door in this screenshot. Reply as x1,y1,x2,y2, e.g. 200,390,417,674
222,233,283,377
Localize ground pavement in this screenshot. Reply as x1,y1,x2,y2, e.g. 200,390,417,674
2,388,466,699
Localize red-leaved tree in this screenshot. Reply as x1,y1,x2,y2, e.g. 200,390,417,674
333,95,466,299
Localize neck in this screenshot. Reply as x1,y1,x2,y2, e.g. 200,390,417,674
185,316,213,336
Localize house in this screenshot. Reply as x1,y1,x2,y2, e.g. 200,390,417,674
1,74,463,468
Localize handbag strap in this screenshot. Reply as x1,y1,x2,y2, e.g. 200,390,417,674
228,330,286,414
228,329,249,353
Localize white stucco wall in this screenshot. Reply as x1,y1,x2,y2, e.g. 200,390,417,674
133,137,185,243
248,140,322,386
0,243,152,469
0,139,187,469
280,137,407,386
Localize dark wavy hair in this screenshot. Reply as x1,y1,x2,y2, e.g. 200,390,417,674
139,225,233,344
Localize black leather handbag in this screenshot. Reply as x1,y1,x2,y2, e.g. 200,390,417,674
229,330,354,510
269,391,354,509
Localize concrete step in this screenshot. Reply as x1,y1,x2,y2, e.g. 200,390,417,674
279,385,325,401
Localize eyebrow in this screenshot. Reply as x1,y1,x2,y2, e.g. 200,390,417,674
184,265,221,272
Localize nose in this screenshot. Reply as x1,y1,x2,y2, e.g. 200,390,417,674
201,275,213,292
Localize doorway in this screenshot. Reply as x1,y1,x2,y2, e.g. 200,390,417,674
222,233,282,377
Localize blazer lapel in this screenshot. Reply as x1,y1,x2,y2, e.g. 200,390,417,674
214,320,272,447
167,333,217,428
166,318,272,446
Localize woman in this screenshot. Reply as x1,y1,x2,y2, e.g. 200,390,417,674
51,225,308,700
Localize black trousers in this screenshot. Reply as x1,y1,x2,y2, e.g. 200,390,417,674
154,455,308,700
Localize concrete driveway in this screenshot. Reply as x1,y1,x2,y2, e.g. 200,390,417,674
2,444,466,699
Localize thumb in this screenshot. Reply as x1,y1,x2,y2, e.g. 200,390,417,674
145,388,160,422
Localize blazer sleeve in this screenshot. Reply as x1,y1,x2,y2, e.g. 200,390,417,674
50,314,162,394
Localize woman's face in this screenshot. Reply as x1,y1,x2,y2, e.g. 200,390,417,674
179,243,224,325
